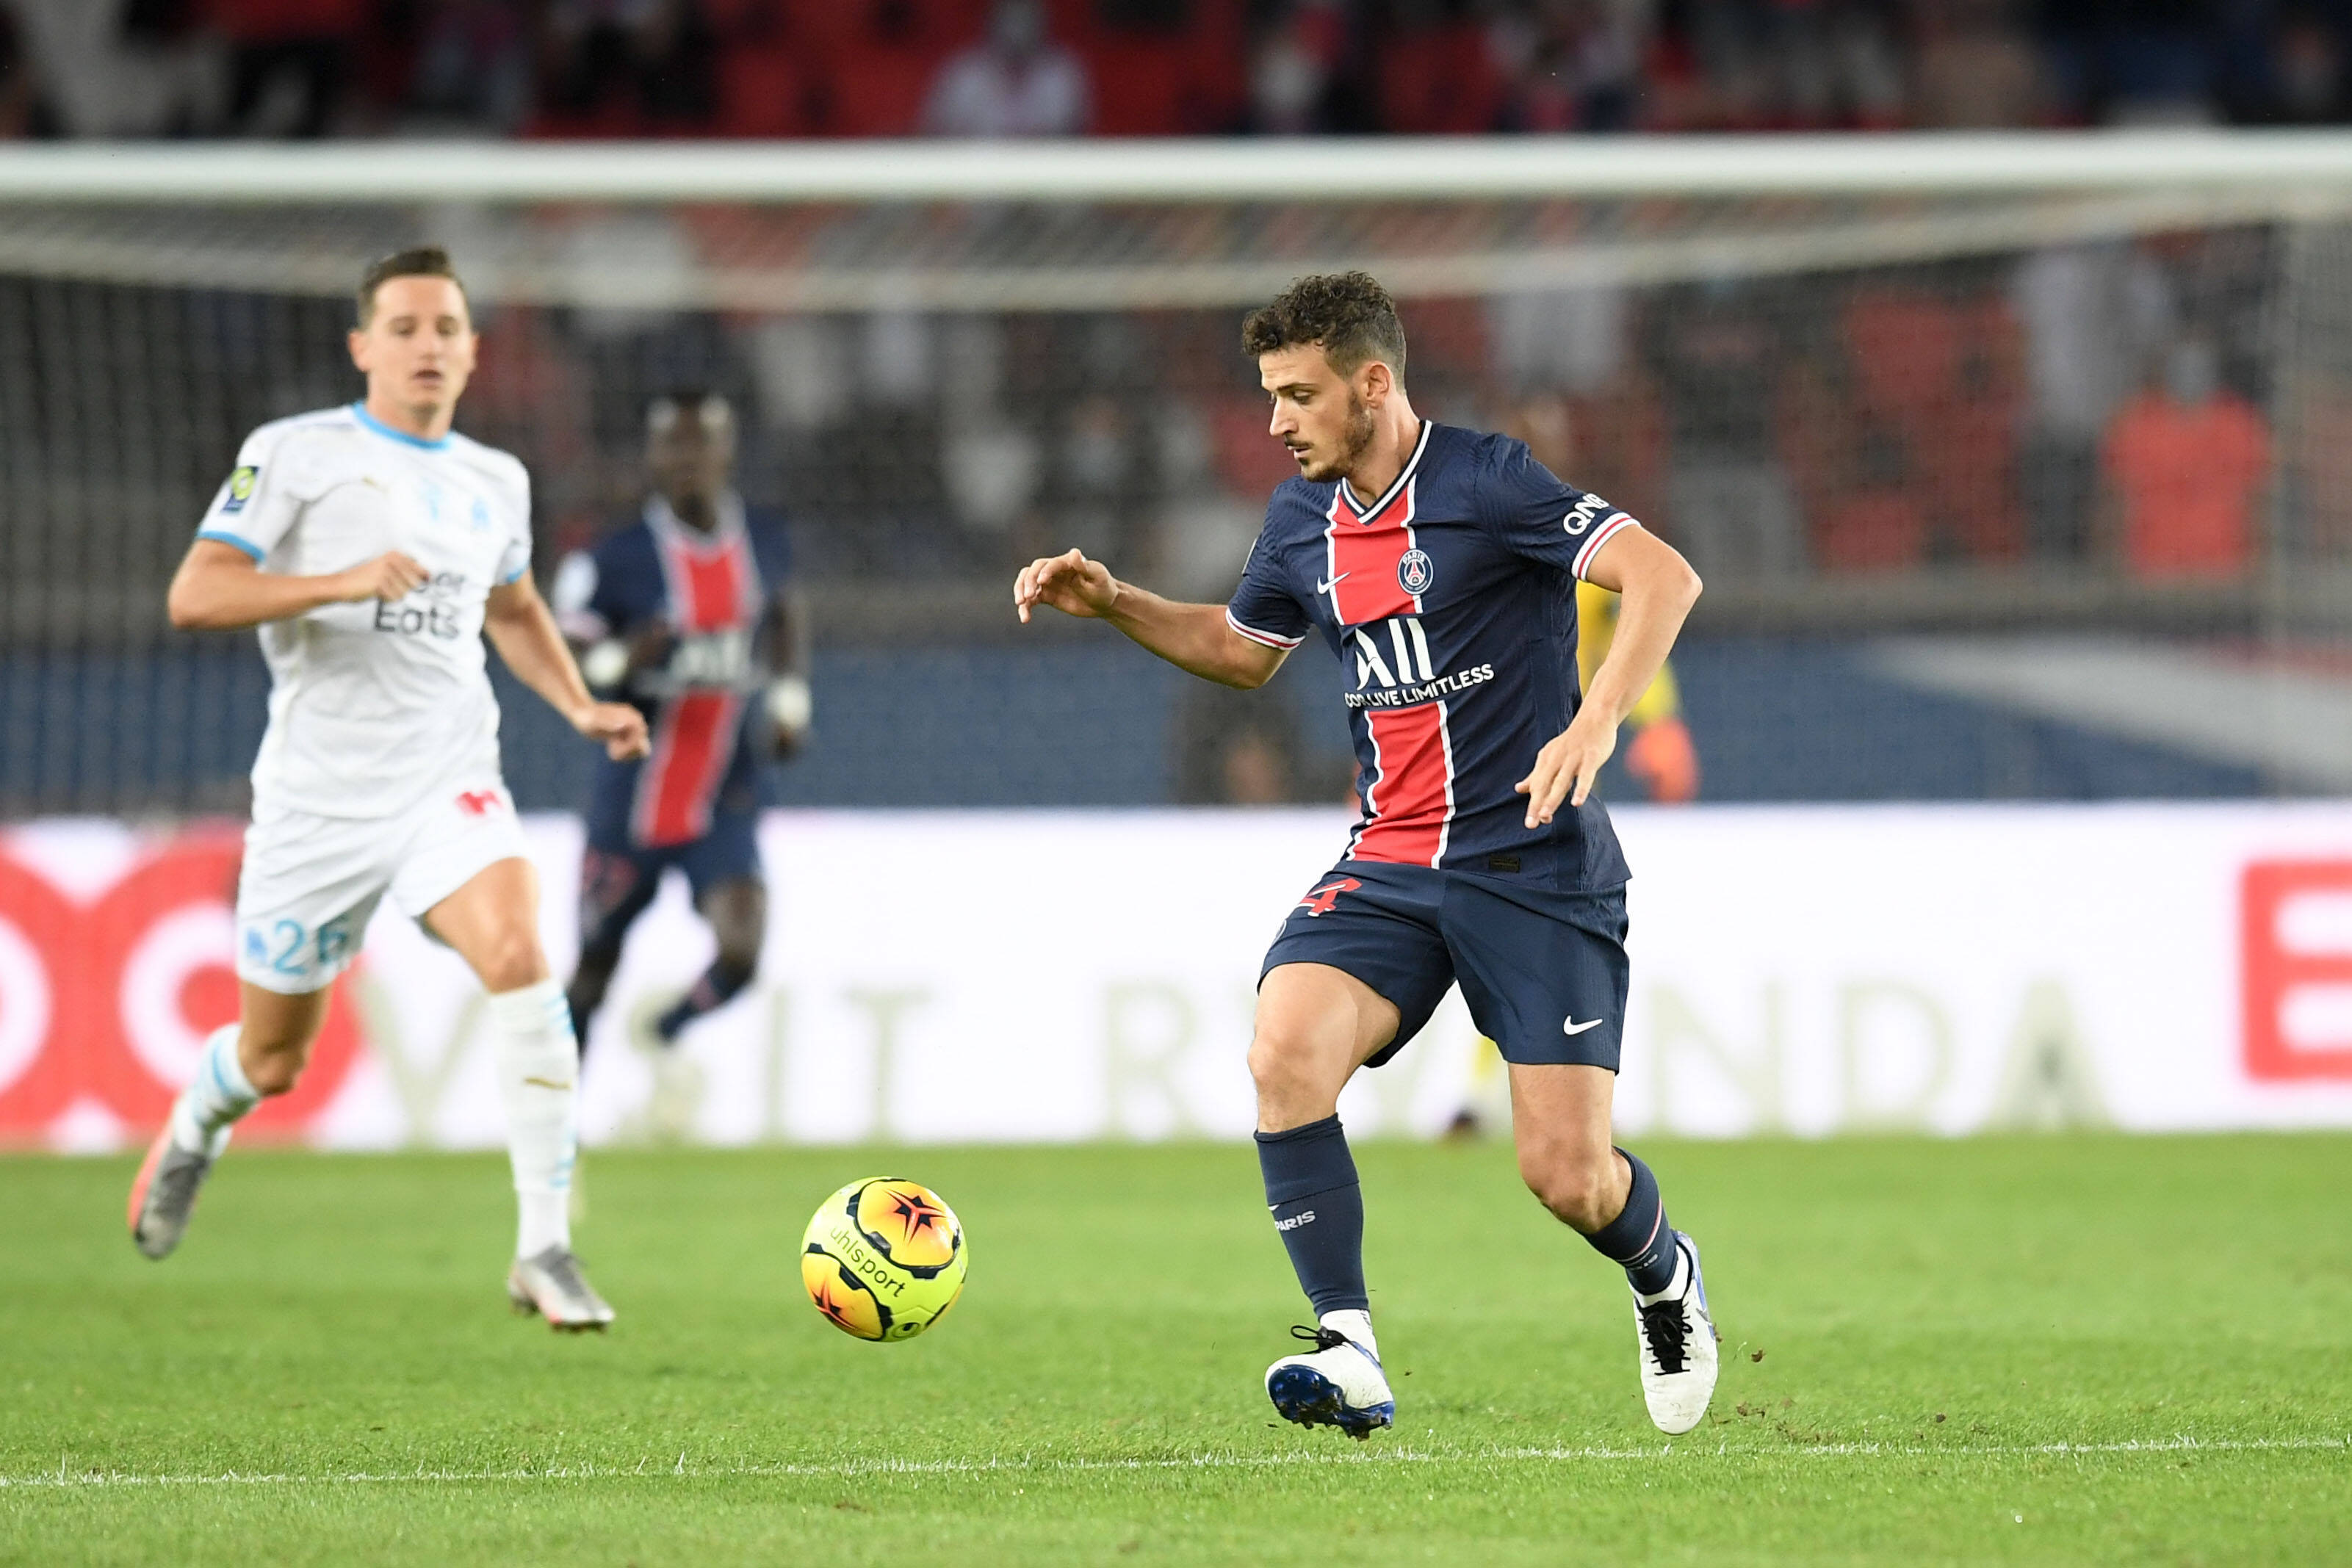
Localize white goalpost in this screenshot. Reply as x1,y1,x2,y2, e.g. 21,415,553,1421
3,131,2351,809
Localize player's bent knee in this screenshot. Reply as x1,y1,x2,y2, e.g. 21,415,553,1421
1247,1031,1346,1126
474,928,549,994
1519,1146,1618,1234
239,1037,312,1097
1246,1032,1310,1094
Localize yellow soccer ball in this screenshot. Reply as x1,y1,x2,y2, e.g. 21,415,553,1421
800,1177,968,1342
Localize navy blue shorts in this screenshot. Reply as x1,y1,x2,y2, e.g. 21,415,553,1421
1260,861,1630,1071
579,809,762,959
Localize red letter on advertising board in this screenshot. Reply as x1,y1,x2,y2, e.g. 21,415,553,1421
0,833,363,1145
2242,859,2352,1082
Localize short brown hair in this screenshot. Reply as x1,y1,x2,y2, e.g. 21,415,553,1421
1241,271,1407,380
356,247,467,326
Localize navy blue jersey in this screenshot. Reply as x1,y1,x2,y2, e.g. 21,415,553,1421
552,494,793,849
1225,422,1637,890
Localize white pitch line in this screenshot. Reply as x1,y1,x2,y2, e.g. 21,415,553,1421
2,1436,2344,1492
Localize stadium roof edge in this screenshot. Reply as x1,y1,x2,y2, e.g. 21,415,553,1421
8,132,2352,203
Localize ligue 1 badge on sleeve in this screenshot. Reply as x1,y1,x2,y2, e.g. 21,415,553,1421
222,466,259,513
1398,547,1434,596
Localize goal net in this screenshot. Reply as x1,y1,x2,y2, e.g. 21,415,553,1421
4,134,2351,814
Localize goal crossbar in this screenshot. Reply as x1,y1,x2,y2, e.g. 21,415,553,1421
8,131,2352,206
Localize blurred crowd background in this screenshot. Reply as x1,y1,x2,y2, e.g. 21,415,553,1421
3,2,2351,822
4,0,2352,142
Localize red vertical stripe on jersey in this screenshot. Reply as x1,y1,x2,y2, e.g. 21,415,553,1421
1352,701,1453,867
672,540,748,632
634,690,743,848
1324,480,1421,626
638,517,758,848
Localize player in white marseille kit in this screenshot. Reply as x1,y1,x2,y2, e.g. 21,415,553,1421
128,248,652,1329
1017,272,1717,1436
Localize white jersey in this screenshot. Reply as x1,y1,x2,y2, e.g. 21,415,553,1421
195,403,533,820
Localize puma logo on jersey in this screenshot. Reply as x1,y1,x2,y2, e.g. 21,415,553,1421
455,789,503,816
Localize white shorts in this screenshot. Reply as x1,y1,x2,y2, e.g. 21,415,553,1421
235,777,529,994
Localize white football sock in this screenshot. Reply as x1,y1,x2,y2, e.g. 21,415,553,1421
170,1024,259,1157
488,980,578,1258
1320,1308,1378,1360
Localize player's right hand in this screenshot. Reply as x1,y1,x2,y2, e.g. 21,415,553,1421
335,551,430,604
1014,549,1117,623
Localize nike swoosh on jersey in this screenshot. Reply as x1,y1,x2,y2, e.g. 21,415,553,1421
1563,1017,1605,1036
1316,572,1350,593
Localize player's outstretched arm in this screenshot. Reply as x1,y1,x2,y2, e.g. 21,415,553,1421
485,575,652,761
166,539,430,632
1517,528,1703,827
1013,548,1286,690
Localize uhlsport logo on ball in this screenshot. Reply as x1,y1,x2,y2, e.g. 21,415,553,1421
801,1177,967,1342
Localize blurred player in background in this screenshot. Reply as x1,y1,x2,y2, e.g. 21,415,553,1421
550,392,808,1135
131,248,649,1329
1507,394,1700,805
1017,272,1717,1439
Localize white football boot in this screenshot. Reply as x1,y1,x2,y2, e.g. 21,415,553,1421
507,1246,617,1332
1631,1231,1718,1434
1265,1324,1394,1439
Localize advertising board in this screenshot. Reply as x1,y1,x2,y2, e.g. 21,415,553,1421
5,805,2351,1151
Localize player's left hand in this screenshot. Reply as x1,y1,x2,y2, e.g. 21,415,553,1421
575,701,651,762
1516,709,1617,828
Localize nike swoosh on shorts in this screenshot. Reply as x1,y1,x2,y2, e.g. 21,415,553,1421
1563,1017,1604,1036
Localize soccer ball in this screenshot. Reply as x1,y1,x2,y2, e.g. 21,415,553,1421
800,1177,968,1342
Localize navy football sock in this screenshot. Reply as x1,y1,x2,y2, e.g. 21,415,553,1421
1583,1148,1680,1296
654,955,755,1043
1255,1114,1370,1316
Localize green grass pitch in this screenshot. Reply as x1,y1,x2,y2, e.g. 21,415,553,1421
4,1135,2347,1565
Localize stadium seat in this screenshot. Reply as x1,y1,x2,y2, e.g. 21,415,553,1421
717,42,818,136
1375,22,1504,134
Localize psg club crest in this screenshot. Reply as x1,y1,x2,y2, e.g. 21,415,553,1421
1397,548,1435,596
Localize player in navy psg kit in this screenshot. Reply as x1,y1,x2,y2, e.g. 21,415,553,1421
551,393,809,1121
1015,272,1718,1439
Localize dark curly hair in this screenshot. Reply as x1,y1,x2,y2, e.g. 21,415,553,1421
1241,271,1407,380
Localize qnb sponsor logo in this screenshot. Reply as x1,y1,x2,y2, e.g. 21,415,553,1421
1273,1210,1316,1231
1563,493,1617,537
1343,616,1493,710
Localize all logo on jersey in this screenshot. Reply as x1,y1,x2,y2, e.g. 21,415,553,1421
221,466,259,513
1397,547,1434,596
1343,615,1496,711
